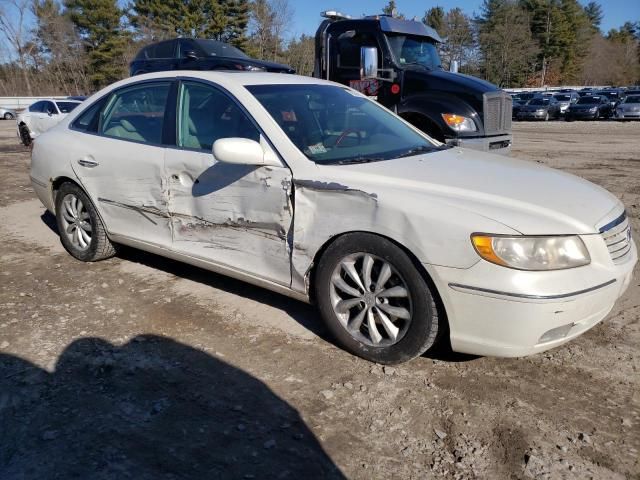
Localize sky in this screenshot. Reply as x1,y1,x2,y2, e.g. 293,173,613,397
287,0,640,39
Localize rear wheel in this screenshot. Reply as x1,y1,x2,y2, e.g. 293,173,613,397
55,183,116,262
3,112,13,120
315,233,441,364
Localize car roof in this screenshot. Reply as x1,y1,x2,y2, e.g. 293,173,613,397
119,70,339,88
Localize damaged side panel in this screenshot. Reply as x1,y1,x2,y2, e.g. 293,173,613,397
69,136,173,248
165,150,293,287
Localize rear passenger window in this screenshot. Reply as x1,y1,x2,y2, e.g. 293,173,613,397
177,82,260,151
100,82,170,145
153,41,174,59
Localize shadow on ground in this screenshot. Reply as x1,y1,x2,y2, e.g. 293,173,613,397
0,335,345,479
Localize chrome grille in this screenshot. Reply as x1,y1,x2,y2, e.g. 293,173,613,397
483,92,512,135
600,212,633,263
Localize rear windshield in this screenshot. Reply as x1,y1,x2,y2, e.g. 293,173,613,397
554,94,571,101
577,97,600,104
195,40,248,58
624,96,640,103
596,91,619,99
56,102,80,113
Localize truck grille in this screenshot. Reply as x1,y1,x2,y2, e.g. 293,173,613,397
483,92,512,136
600,212,633,264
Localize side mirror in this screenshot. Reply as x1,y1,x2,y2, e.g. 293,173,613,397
212,138,281,167
360,46,378,80
184,50,198,60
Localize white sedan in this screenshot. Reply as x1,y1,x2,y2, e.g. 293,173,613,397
30,71,637,363
18,98,82,145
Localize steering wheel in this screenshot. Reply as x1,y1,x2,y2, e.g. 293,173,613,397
334,129,362,147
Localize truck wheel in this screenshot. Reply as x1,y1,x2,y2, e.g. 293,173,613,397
315,233,441,364
55,182,116,262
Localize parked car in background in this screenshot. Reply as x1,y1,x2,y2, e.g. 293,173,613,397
17,99,82,145
565,95,612,120
624,89,640,97
511,92,540,119
517,96,561,121
553,91,579,115
129,38,295,76
614,95,640,120
29,71,636,363
0,106,17,120
596,90,625,109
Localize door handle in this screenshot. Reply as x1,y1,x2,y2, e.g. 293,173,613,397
77,158,99,168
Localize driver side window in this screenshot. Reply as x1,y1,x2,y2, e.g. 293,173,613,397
177,81,260,151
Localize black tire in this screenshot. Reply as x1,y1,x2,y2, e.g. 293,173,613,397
55,182,116,262
315,233,441,364
19,124,31,146
3,112,13,120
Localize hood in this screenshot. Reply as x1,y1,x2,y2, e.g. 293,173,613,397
404,68,498,94
521,104,548,111
319,148,621,235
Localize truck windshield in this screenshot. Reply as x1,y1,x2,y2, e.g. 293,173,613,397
247,84,440,164
385,34,442,70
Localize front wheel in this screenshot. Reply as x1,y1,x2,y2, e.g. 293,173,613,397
3,112,13,120
19,124,31,146
55,182,116,262
315,233,441,364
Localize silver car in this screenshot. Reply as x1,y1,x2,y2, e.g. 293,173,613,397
615,95,640,120
0,106,17,120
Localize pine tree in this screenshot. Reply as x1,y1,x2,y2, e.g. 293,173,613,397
65,0,129,89
423,7,445,33
583,1,603,32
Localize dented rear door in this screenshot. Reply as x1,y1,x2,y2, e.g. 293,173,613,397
164,80,293,286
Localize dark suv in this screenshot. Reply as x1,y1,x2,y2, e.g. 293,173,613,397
129,38,295,76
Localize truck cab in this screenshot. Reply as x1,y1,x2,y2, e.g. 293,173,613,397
314,12,512,154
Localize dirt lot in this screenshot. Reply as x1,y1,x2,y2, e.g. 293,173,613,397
1,119,639,479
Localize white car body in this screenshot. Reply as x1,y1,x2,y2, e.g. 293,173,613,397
17,99,82,140
29,71,637,358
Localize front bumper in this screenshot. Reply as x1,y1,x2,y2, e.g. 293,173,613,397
566,110,598,119
517,111,547,120
615,111,640,119
446,134,512,156
429,234,637,357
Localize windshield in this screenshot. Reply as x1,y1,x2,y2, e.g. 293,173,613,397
624,96,640,103
55,102,80,113
554,94,571,101
247,84,440,165
528,98,549,106
195,39,248,58
385,34,442,69
576,97,600,104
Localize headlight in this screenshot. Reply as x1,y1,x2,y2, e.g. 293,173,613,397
471,235,590,270
589,107,598,112
441,113,477,132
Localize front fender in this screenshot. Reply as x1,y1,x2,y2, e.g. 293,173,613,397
289,180,517,294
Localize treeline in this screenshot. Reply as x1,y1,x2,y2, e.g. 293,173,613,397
0,0,314,96
419,0,640,87
0,0,638,96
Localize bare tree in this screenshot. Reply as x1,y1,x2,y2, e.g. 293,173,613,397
0,0,35,95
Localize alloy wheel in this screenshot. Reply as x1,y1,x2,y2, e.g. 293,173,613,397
60,193,92,250
329,253,413,347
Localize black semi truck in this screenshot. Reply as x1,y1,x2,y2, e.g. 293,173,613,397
314,11,513,154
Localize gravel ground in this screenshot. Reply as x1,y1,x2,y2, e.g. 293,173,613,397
1,119,639,479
